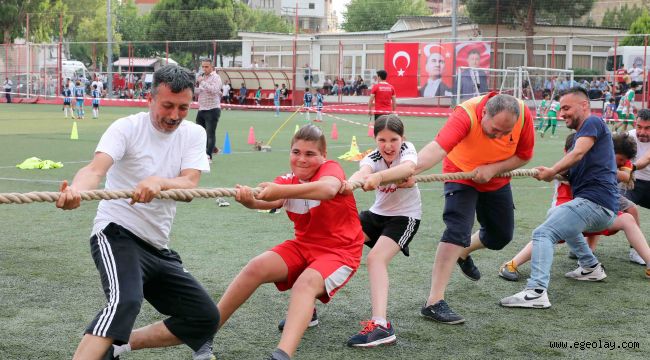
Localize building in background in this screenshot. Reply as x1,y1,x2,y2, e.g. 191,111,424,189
247,0,336,33
134,0,160,16
427,0,452,15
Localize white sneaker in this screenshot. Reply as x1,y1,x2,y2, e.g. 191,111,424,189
564,263,607,281
500,288,551,309
629,248,646,265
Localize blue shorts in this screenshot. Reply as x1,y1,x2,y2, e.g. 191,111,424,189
76,99,84,107
441,182,514,250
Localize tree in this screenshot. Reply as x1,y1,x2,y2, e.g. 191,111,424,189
116,0,156,58
0,0,71,43
621,11,650,46
342,0,431,32
463,0,596,67
71,2,121,70
601,4,646,29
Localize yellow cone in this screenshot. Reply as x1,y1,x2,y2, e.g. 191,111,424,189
294,124,300,134
338,136,362,161
70,121,79,140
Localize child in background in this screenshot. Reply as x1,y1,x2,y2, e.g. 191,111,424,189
255,86,262,106
303,87,313,122
536,92,550,131
541,94,559,138
314,87,323,122
91,84,101,119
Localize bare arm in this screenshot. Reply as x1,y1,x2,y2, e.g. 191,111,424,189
414,141,448,175
56,152,114,210
364,161,416,190
391,95,397,112
256,176,341,202
535,136,596,181
130,168,202,204
634,148,650,170
368,94,375,114
617,168,632,183
235,185,284,210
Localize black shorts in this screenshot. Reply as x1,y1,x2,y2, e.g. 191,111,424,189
625,179,650,209
92,103,99,108
63,99,71,105
359,210,420,256
86,223,219,351
441,182,514,250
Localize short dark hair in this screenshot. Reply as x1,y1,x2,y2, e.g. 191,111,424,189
564,132,576,152
152,65,195,97
376,69,387,80
560,87,589,100
637,108,650,122
374,114,404,137
468,49,481,57
612,132,637,159
291,124,326,154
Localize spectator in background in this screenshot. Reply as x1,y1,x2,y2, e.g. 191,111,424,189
280,83,288,99
304,64,313,86
239,83,247,105
628,60,643,83
354,75,367,96
195,59,224,161
323,77,333,95
254,86,262,106
4,77,13,103
222,80,231,107
331,78,340,95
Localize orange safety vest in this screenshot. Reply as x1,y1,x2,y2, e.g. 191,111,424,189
446,95,526,172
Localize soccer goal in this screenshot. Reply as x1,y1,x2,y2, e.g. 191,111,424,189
509,66,574,110
455,67,522,104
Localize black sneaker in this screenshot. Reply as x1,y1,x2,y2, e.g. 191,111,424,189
420,300,465,324
346,320,396,347
278,308,318,331
457,255,481,281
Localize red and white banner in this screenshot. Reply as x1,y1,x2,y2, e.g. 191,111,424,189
384,42,419,98
419,42,455,98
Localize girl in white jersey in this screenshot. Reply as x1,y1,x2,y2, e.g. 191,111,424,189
343,114,422,347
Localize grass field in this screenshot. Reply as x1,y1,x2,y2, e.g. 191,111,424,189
0,103,648,359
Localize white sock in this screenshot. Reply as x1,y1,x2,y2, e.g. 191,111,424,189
113,343,131,356
371,316,387,327
64,108,68,117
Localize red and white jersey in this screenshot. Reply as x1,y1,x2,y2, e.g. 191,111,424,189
550,180,573,208
359,141,421,219
274,160,364,252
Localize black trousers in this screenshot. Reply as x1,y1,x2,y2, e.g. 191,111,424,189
196,108,222,158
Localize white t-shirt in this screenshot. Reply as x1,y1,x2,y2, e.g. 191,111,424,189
629,129,650,181
359,141,422,219
92,112,210,249
91,80,104,92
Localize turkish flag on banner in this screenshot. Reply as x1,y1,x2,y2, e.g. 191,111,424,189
384,42,419,97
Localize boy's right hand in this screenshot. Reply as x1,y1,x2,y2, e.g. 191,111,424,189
235,184,256,207
56,180,81,210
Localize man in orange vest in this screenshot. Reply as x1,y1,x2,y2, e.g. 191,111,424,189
415,92,535,324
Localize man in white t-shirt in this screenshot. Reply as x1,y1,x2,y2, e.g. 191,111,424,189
3,77,12,103
56,65,219,360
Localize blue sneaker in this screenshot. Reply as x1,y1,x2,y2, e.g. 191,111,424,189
346,320,396,347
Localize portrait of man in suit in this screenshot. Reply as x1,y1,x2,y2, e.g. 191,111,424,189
420,44,452,97
459,49,488,100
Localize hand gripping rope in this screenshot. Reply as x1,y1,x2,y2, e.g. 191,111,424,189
0,169,558,205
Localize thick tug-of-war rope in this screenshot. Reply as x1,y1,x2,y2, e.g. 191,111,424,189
0,169,550,205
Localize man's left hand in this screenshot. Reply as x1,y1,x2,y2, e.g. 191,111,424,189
131,176,163,204
472,165,498,184
533,166,556,182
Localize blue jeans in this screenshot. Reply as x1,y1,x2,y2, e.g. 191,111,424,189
527,197,616,290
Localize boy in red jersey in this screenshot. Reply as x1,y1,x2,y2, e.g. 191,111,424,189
208,125,364,360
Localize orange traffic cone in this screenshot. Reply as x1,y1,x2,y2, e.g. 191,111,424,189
331,123,338,140
247,126,256,145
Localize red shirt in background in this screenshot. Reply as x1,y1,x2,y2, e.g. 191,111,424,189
370,82,395,115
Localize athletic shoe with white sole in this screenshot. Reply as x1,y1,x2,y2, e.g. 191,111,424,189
500,288,551,309
346,320,396,347
629,248,647,265
420,300,465,324
216,197,230,207
564,263,607,281
278,308,318,331
498,260,520,281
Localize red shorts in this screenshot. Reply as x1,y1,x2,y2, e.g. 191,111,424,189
271,239,360,303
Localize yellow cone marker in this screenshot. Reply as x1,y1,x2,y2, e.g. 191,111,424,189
70,121,79,140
